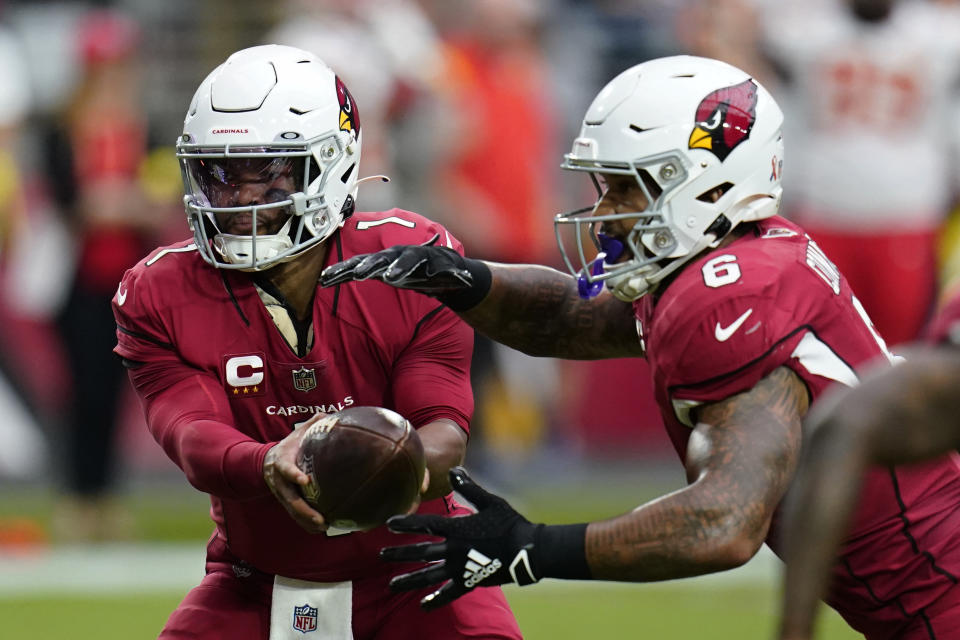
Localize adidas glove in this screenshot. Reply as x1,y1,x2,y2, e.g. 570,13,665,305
319,234,491,311
380,467,589,610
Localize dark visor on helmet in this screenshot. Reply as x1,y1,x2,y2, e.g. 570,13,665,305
185,157,308,207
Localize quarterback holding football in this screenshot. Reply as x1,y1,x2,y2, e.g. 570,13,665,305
112,45,522,640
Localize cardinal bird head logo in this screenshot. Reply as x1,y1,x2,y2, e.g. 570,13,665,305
335,76,360,138
688,79,758,162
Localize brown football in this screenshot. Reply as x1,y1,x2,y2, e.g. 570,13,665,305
295,406,426,531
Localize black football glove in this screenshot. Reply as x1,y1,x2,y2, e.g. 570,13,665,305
320,234,474,292
380,467,543,610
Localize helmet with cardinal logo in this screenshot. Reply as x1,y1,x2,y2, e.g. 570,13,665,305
556,55,784,301
177,45,364,271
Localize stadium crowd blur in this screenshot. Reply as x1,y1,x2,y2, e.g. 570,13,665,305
0,0,958,545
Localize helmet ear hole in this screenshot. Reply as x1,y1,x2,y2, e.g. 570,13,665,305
340,163,356,184
705,213,732,239
697,182,734,203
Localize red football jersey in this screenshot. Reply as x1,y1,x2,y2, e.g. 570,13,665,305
113,209,475,581
636,217,960,636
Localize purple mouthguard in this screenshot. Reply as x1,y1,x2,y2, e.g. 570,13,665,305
577,233,624,299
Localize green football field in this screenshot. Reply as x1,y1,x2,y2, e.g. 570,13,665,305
0,474,862,639
0,581,860,639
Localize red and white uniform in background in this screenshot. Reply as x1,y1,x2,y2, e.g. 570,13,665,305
113,210,521,640
759,0,960,345
638,217,960,640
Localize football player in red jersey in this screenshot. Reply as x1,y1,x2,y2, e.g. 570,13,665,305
777,288,960,640
112,45,522,640
322,56,960,639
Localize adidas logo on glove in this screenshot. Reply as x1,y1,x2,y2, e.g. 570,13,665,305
463,549,502,587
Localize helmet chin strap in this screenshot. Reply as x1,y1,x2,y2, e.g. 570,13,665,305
214,217,296,270
605,232,721,302
605,267,657,302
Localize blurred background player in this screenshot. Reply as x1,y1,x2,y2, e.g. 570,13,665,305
323,54,960,639
43,8,164,542
111,45,521,639
758,0,960,346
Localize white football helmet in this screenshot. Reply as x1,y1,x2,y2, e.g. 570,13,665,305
556,55,784,301
178,44,363,270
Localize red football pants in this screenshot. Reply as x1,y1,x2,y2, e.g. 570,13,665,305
158,562,523,639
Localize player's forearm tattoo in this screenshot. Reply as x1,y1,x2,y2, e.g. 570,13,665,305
460,264,643,359
585,367,806,581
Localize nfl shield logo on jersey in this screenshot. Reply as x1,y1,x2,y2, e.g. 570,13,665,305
293,603,318,633
292,367,317,392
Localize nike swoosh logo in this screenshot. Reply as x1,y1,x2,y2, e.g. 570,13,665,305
715,308,754,342
116,286,128,306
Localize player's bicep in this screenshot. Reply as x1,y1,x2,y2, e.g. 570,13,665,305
684,366,808,537
391,306,475,429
